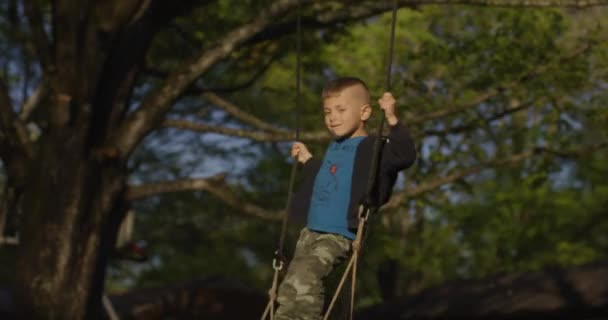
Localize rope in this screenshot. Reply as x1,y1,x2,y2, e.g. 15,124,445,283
261,264,281,320
277,0,302,258
323,205,368,320
324,2,399,319
261,1,302,319
365,0,398,206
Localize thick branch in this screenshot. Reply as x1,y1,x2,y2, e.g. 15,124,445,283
127,174,282,221
113,0,310,157
127,173,227,200
246,2,416,45
163,119,329,142
248,0,605,47
384,141,608,209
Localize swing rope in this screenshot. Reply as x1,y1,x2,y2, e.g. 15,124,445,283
323,2,399,319
261,1,302,319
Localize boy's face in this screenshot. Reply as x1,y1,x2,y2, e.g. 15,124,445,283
322,85,371,139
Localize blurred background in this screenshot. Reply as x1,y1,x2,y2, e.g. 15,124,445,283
0,1,607,319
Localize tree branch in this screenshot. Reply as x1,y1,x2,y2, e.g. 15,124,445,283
142,31,281,94
423,99,535,137
406,88,501,125
23,0,52,70
201,92,288,133
247,0,605,48
538,141,608,158
406,39,595,127
164,97,526,143
19,83,45,121
95,0,153,34
89,1,210,147
384,141,608,210
126,139,607,224
112,0,310,157
245,2,416,45
201,48,283,93
163,119,329,142
127,173,282,221
0,79,34,159
167,35,595,147
111,0,605,158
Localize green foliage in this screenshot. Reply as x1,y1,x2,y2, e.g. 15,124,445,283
104,5,608,311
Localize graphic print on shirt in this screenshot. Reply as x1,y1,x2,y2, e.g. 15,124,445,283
312,160,339,204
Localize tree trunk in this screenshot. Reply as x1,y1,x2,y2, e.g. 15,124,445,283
14,133,128,320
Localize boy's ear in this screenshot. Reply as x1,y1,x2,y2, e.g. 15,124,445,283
360,104,372,121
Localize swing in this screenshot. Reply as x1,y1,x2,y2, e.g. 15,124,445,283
261,1,400,319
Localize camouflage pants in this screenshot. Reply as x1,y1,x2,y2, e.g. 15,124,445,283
275,228,351,320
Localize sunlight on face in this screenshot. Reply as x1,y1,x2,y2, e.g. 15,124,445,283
322,85,371,139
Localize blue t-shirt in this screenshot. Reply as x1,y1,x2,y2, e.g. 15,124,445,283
307,136,365,240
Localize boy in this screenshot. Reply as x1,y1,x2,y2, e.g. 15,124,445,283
275,77,416,320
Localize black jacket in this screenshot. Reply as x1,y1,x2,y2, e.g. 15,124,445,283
289,121,417,229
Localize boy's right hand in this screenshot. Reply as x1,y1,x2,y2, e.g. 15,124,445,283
291,142,312,164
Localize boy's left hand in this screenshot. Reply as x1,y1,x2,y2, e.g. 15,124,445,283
378,92,399,126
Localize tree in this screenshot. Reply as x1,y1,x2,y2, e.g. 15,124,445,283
119,4,608,317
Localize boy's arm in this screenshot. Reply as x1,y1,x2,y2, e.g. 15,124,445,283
300,157,322,179
288,157,321,225
374,92,417,206
287,141,319,224
372,121,416,206
383,120,417,171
